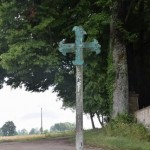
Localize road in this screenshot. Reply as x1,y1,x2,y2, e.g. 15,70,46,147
0,138,105,150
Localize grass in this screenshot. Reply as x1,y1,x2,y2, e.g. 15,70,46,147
83,113,150,150
84,129,150,150
0,134,46,142
45,130,75,139
0,130,75,143
0,126,150,150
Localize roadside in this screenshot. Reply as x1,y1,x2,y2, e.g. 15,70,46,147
0,138,105,150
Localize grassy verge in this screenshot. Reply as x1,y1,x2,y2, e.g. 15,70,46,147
84,129,150,150
0,123,149,150
84,114,150,150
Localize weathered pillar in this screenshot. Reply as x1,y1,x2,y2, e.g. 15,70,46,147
76,65,83,149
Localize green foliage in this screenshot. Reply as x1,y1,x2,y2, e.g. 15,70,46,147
1,121,16,136
0,0,149,127
29,128,40,135
0,128,3,136
0,0,111,120
84,128,150,150
0,0,63,91
106,50,115,115
52,0,111,119
50,122,75,132
43,129,49,134
111,113,136,124
104,114,150,141
17,129,28,135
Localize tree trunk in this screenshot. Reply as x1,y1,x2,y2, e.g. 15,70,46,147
111,1,129,118
89,111,95,129
96,112,104,127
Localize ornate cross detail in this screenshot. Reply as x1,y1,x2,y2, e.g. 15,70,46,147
59,26,100,65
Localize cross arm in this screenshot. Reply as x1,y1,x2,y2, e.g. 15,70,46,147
59,39,75,56
83,39,101,54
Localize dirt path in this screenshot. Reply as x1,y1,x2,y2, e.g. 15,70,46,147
0,138,105,150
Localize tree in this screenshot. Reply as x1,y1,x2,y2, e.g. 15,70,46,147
1,121,16,136
125,0,150,109
17,128,28,135
0,0,150,122
50,122,75,132
29,128,40,135
110,0,150,117
0,128,3,136
53,0,111,124
0,0,111,125
111,1,129,117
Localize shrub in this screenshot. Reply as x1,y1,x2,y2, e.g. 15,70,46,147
104,113,150,141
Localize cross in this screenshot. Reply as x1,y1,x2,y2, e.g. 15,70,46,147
58,26,101,150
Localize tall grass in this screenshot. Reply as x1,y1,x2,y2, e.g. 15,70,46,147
104,114,150,141
84,129,150,150
84,114,150,150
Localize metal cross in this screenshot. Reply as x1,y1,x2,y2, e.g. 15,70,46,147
58,26,100,150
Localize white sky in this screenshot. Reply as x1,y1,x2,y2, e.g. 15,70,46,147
0,85,100,132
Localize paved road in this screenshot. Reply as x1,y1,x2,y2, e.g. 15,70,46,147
0,138,104,150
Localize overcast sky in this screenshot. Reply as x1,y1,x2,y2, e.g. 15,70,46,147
0,85,99,132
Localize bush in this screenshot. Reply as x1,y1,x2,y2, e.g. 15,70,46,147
104,113,150,141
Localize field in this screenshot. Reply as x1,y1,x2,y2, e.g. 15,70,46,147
0,134,46,142
0,131,74,142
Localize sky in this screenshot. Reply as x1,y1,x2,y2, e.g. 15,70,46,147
0,85,100,132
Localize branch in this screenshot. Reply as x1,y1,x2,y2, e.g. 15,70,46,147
125,0,141,23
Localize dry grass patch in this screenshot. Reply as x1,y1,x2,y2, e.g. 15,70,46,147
0,134,46,142
0,131,75,143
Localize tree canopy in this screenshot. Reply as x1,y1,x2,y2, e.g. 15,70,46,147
0,0,110,123
1,121,16,136
29,128,40,135
0,0,150,124
50,122,75,132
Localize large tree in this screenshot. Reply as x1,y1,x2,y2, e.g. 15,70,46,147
0,0,111,119
1,121,16,136
0,0,150,122
111,0,150,117
111,1,129,117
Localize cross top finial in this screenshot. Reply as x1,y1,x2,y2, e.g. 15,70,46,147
72,26,86,37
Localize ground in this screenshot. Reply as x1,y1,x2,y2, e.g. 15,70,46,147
0,138,105,150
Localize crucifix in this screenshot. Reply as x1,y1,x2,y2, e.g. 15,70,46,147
59,26,100,150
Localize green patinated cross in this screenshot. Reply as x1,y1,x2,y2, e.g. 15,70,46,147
59,26,101,65
58,26,100,150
